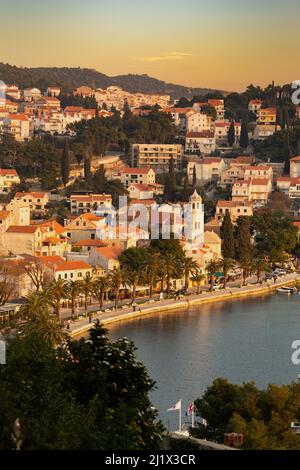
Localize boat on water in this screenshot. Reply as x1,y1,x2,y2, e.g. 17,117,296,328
276,286,297,294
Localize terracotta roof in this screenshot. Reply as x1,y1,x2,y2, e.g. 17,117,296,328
120,167,152,175
186,131,214,138
94,246,123,260
245,165,272,171
7,113,28,121
64,106,84,113
73,239,107,247
215,122,240,127
70,194,111,202
129,183,150,191
208,99,224,107
234,156,256,164
15,191,47,199
0,169,18,176
43,236,66,244
290,156,300,162
6,225,39,233
293,222,300,230
0,210,10,220
54,260,91,272
251,178,270,185
217,200,252,208
37,219,66,235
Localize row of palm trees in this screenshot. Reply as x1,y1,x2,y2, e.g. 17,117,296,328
206,256,270,290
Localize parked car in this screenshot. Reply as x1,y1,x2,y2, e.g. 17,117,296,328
212,284,223,291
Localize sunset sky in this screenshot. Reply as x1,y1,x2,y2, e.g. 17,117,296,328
1,0,299,91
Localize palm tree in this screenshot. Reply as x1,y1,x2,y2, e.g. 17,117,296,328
219,258,235,289
19,291,50,320
183,257,199,291
125,270,140,302
238,257,253,286
206,260,221,291
191,273,206,294
110,267,124,309
80,273,95,315
143,252,161,298
93,275,111,310
67,280,82,319
163,253,179,296
252,257,269,283
19,310,66,347
48,279,69,320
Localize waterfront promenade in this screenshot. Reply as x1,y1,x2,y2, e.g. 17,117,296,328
69,272,300,338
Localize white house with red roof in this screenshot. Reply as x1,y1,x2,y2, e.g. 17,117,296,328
3,114,30,141
14,191,49,216
120,167,155,188
290,156,300,178
40,255,92,281
248,99,263,114
128,183,154,200
0,169,20,194
185,131,216,154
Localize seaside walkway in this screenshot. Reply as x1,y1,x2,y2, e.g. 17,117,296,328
68,272,300,338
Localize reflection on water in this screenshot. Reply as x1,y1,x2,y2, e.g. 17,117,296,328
108,293,300,430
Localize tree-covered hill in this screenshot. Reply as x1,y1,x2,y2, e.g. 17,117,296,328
0,63,224,98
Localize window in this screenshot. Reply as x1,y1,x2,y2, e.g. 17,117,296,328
78,272,82,277
64,274,67,279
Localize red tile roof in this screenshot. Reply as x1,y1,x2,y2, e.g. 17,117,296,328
0,169,18,176
94,246,123,260
6,225,39,233
120,167,152,175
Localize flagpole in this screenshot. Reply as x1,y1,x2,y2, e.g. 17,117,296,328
191,402,195,428
179,400,182,432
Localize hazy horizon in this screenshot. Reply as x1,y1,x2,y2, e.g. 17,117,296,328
1,0,299,91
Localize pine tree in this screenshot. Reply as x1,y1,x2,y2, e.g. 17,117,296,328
167,155,176,201
227,121,235,147
181,171,191,202
220,212,235,258
235,216,252,260
61,138,70,186
192,165,197,187
239,120,249,149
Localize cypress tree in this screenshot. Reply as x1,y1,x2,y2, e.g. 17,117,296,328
239,120,249,149
227,121,235,147
61,138,70,186
220,211,235,258
84,157,92,183
181,171,190,202
192,165,197,187
235,216,252,260
167,155,176,201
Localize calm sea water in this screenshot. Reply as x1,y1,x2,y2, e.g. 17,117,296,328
108,293,300,430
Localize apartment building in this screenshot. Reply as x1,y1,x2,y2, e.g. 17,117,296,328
244,165,273,181
185,111,212,133
276,177,300,198
187,157,226,183
214,122,241,145
14,192,49,216
220,166,245,186
232,178,272,203
70,193,112,215
208,99,225,120
216,200,253,222
41,256,92,281
185,131,216,154
253,124,277,140
131,144,183,172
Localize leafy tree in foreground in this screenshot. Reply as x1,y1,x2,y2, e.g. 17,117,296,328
0,322,163,450
191,378,300,450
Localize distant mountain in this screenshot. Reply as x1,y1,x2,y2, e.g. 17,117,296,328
0,63,225,99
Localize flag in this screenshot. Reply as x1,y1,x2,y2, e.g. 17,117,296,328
199,417,207,427
185,402,194,417
167,399,181,411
